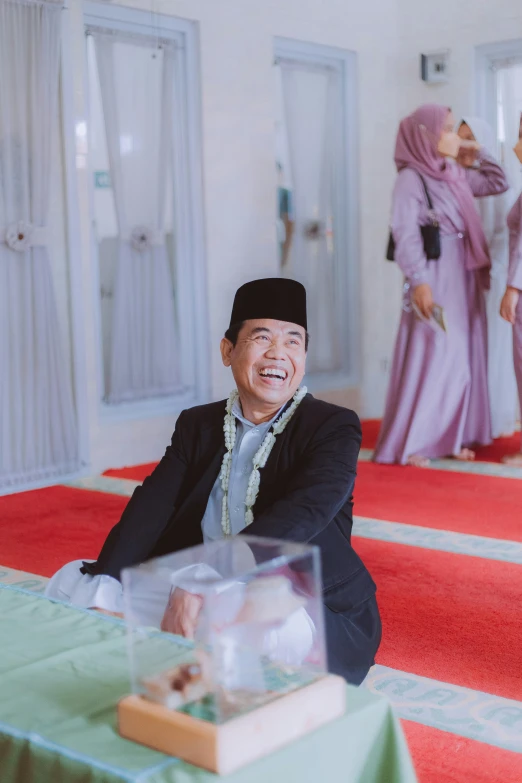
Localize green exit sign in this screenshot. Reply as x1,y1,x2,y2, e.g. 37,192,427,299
94,171,111,189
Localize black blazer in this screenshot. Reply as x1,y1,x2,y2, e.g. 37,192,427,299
84,394,376,612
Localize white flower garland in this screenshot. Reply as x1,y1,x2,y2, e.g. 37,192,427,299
220,386,307,536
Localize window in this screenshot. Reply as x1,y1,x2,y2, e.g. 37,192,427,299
83,3,208,415
274,39,359,388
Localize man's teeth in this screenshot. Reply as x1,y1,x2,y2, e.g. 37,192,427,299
260,369,287,380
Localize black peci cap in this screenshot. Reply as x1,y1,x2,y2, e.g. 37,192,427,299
229,278,307,331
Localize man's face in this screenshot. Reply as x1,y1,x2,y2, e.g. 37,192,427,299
221,319,307,408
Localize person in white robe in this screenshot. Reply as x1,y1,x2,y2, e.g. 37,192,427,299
458,117,519,437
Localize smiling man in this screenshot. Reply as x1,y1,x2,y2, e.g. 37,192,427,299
46,278,381,685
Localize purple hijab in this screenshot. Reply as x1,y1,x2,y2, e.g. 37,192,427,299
395,104,491,272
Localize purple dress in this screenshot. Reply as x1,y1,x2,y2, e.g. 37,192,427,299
507,193,522,446
375,152,508,464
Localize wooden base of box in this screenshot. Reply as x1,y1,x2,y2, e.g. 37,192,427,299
118,674,346,775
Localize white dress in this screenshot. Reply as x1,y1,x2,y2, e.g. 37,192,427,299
483,190,520,436
461,117,519,437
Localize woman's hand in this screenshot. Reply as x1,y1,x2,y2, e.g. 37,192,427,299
412,283,434,319
500,287,520,325
457,140,480,168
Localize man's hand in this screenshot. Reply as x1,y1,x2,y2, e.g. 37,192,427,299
500,287,520,325
92,607,124,618
161,588,203,639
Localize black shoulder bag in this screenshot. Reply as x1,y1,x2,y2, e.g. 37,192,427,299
386,172,441,262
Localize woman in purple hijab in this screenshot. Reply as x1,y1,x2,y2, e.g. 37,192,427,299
374,104,508,466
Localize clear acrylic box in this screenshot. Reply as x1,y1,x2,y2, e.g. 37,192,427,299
121,536,327,725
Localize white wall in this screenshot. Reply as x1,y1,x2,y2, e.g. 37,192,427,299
396,0,522,119
62,0,402,474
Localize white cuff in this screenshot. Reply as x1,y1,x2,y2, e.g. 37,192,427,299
44,560,124,614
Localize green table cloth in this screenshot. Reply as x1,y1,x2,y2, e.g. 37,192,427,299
0,584,417,783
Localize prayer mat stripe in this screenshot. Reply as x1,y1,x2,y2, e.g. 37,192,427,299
67,476,140,496
0,566,48,593
353,516,522,565
359,448,522,479
366,665,522,755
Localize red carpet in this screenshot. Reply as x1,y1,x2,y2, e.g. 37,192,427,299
355,537,522,700
476,434,522,463
402,721,522,783
0,486,125,576
356,461,522,541
361,418,521,463
361,419,381,450
104,462,158,481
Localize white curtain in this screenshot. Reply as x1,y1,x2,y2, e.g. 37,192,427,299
93,37,179,403
280,63,341,374
0,0,78,488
